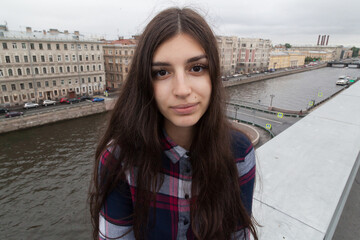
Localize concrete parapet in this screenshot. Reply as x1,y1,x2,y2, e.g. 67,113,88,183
231,121,260,146
253,81,360,239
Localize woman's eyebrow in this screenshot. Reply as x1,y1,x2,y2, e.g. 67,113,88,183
186,54,207,63
152,54,208,67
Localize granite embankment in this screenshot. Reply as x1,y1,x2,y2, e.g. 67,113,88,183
0,99,116,134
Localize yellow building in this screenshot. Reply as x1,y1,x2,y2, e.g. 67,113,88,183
305,51,333,61
269,51,306,70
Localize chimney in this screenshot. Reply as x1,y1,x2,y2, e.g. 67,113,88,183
64,30,69,34
326,35,329,46
26,27,32,33
74,31,79,36
43,30,46,35
321,35,325,45
49,29,59,34
317,35,321,45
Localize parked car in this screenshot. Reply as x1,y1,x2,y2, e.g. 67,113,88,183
92,97,105,102
336,79,348,86
43,100,56,106
79,95,92,101
0,108,8,114
66,98,80,104
5,111,24,118
60,98,68,103
24,102,39,109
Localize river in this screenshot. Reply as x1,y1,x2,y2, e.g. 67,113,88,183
0,66,359,239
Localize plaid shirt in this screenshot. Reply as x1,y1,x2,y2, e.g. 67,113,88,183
99,130,256,239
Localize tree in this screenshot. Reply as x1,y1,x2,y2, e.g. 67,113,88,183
285,43,292,49
351,46,359,57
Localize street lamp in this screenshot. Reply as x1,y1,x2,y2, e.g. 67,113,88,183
234,106,239,120
270,94,275,107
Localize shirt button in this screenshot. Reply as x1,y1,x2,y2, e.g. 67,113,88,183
184,219,189,225
185,194,189,199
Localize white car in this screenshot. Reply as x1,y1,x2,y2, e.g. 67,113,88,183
43,100,56,106
24,102,39,109
336,79,348,86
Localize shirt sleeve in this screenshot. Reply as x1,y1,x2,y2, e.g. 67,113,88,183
98,147,135,240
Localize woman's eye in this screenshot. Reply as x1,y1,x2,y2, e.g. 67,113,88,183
156,70,168,77
190,65,207,73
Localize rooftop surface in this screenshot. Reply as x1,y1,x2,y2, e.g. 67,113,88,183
254,81,360,239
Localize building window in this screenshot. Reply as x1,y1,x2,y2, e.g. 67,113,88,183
30,43,35,49
51,67,55,73
11,84,16,90
17,68,22,76
93,65,95,71
89,86,92,91
49,55,53,62
97,45,99,50
87,65,89,71
92,55,95,61
56,44,60,50
80,66,83,72
29,82,33,89
3,43,8,49
68,80,72,84
32,55,37,62
54,90,58,96
39,43,43,50
72,55,76,61
57,55,61,61
53,80,56,86
81,78,85,83
47,43,51,50
88,77,91,83
43,67,47,74
77,44,81,50
94,77,97,82
65,55,69,61
86,55,89,61
39,92,43,97
37,82,41,87
0,69,3,77
62,89,66,95
74,66,77,72
41,55,45,62
21,43,26,49
4,96,9,102
35,68,39,74
1,85,6,91
59,67,63,73
15,56,20,62
45,81,49,87
109,50,113,55
26,68,31,75
20,83,24,90
91,45,94,50
24,55,29,62
61,80,64,84
5,56,10,63
8,69,13,76
12,43,17,49
98,65,101,70
99,76,102,82
84,44,88,50
64,44,68,50
79,55,83,61
67,66,70,72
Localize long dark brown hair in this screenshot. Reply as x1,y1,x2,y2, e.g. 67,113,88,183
89,7,258,240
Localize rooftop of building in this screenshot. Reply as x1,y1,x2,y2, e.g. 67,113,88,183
102,38,138,46
0,26,102,43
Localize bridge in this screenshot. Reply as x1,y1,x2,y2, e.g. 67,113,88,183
327,61,360,68
252,80,360,239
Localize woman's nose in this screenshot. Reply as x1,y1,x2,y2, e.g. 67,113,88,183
172,72,191,97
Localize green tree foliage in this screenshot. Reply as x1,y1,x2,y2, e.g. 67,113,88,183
285,43,292,49
305,57,321,63
351,47,359,57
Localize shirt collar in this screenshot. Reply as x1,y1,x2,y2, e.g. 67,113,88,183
161,129,189,164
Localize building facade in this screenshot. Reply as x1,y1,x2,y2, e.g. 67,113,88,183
269,51,306,70
103,39,137,89
0,26,105,107
217,36,238,76
236,38,272,74
290,45,344,61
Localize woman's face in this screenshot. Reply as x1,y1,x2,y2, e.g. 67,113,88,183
152,33,212,133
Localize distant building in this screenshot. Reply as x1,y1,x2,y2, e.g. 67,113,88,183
269,51,306,70
0,26,105,107
290,45,344,61
102,38,137,89
236,38,272,74
217,36,272,75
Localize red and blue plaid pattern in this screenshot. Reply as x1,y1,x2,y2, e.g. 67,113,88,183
99,130,255,239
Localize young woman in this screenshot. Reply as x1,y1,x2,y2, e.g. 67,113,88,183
89,7,258,240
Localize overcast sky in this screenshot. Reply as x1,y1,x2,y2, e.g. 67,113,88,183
1,0,359,47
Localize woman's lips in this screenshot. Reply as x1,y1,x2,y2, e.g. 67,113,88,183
171,103,199,115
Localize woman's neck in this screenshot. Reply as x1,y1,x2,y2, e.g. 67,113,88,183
164,122,194,150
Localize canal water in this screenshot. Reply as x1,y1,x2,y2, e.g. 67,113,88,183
0,66,359,239
227,67,360,110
